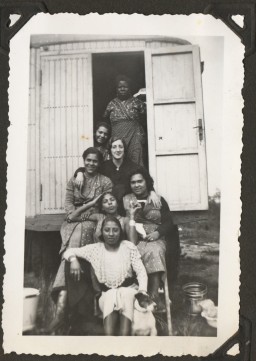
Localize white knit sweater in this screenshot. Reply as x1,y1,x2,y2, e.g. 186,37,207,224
64,241,148,290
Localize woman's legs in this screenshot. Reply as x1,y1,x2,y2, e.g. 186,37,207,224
148,272,165,311
148,272,161,298
47,290,68,333
119,314,132,335
104,313,131,336
103,311,119,335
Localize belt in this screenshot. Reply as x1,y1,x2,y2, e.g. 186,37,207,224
100,277,137,292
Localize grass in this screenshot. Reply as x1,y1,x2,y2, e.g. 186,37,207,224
170,196,220,336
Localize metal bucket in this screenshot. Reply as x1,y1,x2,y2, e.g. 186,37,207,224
182,282,207,316
23,288,40,332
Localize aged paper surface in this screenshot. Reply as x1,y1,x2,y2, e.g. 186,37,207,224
3,13,242,356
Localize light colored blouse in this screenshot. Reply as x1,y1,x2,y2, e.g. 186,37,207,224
64,241,147,291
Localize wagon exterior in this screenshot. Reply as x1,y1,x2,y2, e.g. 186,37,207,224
26,35,208,231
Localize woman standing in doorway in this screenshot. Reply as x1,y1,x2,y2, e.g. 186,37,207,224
103,75,146,167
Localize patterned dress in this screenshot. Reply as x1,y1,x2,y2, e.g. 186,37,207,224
64,241,147,320
52,173,112,293
104,97,146,167
123,193,174,275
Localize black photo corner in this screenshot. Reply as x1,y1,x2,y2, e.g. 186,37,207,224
0,0,255,360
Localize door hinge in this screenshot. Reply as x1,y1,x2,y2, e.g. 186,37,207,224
193,119,204,141
40,184,43,201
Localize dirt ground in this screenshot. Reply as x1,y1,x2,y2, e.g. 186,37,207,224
24,197,220,336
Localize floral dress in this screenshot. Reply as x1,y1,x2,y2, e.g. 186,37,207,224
104,97,146,167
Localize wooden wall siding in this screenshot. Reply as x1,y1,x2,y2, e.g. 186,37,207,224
40,54,93,214
26,48,41,217
145,45,208,211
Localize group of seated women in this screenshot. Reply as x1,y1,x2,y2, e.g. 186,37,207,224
48,75,176,336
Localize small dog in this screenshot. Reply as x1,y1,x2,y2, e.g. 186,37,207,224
132,292,157,336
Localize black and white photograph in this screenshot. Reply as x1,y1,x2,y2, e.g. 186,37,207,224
3,13,242,356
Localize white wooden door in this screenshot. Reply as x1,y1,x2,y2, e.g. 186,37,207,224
145,45,208,210
40,53,93,214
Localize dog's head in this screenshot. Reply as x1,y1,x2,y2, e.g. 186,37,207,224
135,292,156,312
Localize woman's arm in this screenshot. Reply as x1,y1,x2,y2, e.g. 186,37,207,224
156,197,174,237
63,245,91,262
64,245,93,282
144,197,174,242
102,176,113,193
147,191,162,208
103,101,112,123
125,202,141,245
67,193,105,222
74,167,85,178
64,178,76,214
73,167,85,188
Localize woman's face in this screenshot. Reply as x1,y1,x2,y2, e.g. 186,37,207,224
102,220,121,248
95,126,109,145
84,153,99,175
111,139,125,160
130,174,148,197
101,194,118,215
117,80,130,99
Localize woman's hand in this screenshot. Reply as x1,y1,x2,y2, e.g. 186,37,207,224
145,231,160,242
147,191,161,208
74,172,84,188
70,258,83,282
129,201,141,217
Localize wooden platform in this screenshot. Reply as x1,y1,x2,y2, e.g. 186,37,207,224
26,211,208,232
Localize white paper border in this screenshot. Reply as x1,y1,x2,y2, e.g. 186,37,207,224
3,13,243,356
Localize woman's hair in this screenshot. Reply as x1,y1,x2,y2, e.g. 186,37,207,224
99,215,125,243
126,167,154,194
82,147,103,165
108,137,128,158
99,192,117,213
95,122,111,138
115,74,132,89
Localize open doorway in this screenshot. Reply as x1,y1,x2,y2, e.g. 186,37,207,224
92,51,148,168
